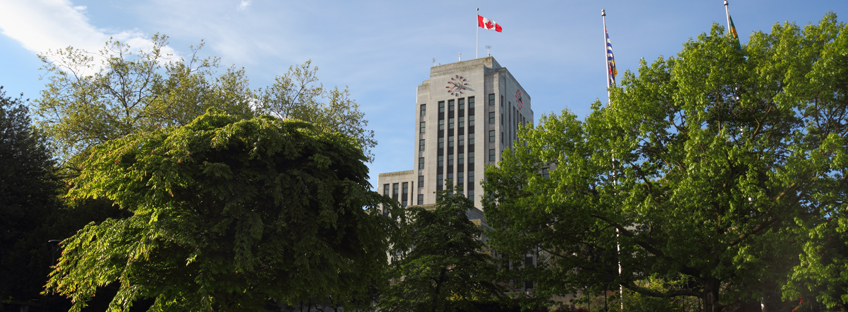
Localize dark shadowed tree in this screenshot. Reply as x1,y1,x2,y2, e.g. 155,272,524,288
380,187,503,312
0,87,62,310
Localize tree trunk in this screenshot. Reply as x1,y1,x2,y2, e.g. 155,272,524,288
431,268,447,312
703,278,722,312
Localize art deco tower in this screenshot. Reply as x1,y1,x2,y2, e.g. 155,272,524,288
377,56,532,219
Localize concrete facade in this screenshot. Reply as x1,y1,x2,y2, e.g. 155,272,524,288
377,56,533,213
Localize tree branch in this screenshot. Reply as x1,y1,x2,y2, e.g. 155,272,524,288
727,217,781,246
623,281,701,298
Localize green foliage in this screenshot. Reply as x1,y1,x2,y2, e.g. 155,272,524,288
256,61,377,162
45,110,398,311
484,13,847,312
380,188,503,312
0,86,62,307
604,276,699,312
33,35,376,163
34,34,255,161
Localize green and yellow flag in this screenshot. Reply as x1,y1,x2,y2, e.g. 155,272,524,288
728,14,742,50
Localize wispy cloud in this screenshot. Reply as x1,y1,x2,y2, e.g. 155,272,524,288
0,0,178,73
238,0,251,11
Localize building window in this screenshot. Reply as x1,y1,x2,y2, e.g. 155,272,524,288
419,175,424,186
383,184,389,195
458,98,465,110
458,172,464,184
469,133,475,145
501,132,504,144
402,182,409,207
489,149,496,161
421,104,426,116
468,189,474,198
417,194,423,205
489,93,495,106
448,136,454,148
419,157,424,169
438,155,444,167
392,183,399,200
489,112,495,124
501,113,503,125
420,121,425,133
459,117,464,128
449,118,454,129
439,101,445,113
439,119,444,130
419,139,425,151
469,115,475,127
448,154,454,166
468,96,474,106
489,130,495,142
469,152,475,164
449,100,454,112
437,174,444,186
447,172,453,183
438,137,444,149
458,153,464,165
468,171,474,182
500,95,504,107
458,135,464,146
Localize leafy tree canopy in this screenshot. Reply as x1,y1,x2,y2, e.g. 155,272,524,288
34,34,375,163
46,110,398,312
380,188,503,312
484,12,847,312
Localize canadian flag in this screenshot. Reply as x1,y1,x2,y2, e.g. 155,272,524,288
478,15,502,32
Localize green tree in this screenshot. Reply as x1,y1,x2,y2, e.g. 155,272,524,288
0,87,62,309
0,87,137,311
45,110,399,311
34,35,376,163
380,188,503,312
34,34,255,161
257,60,377,162
484,13,847,312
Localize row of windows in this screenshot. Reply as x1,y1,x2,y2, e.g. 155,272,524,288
419,144,497,169
436,152,476,167
435,116,476,130
420,133,476,151
420,97,474,121
390,184,475,206
415,190,475,204
382,182,412,207
436,171,476,185
436,98,471,112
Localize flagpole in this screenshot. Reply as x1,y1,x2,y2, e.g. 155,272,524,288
476,8,480,59
604,10,623,312
602,9,610,104
724,0,731,32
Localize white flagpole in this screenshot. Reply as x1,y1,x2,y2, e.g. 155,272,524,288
604,10,623,312
602,9,611,104
476,8,480,59
724,0,731,33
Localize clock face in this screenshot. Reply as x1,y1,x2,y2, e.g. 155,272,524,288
445,75,468,96
515,89,524,110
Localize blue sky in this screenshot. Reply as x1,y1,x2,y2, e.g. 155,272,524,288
0,0,844,188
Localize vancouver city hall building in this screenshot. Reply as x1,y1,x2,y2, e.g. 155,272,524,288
377,56,533,225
